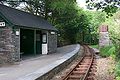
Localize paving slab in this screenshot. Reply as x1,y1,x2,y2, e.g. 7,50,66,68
0,44,81,80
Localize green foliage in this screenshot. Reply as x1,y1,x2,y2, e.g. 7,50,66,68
115,61,120,80
103,10,120,80
49,1,106,45
104,11,120,59
86,0,119,17
90,45,99,49
100,45,115,57
49,1,92,45
87,11,106,44
116,77,120,80
103,5,118,17
0,0,21,8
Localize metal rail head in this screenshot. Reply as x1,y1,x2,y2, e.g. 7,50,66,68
62,45,95,80
62,45,86,80
82,46,94,80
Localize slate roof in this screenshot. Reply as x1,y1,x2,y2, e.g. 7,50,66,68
0,4,57,31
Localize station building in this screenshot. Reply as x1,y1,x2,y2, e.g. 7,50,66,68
0,4,57,64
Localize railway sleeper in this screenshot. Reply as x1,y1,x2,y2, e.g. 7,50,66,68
85,55,91,56
75,68,87,71
90,68,97,72
80,63,92,65
72,71,86,75
67,79,80,80
82,60,92,62
88,72,96,76
93,60,97,62
68,75,83,79
80,63,90,65
91,65,97,67
91,62,96,64
86,76,96,80
80,62,97,66
82,59,92,61
80,62,91,64
78,65,89,68
84,57,91,59
92,62,97,65
91,66,97,69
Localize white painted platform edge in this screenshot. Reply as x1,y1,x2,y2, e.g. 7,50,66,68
17,44,80,80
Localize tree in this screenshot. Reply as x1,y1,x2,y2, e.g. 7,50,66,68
86,0,119,16
49,0,96,45
49,0,79,45
0,0,21,8
104,11,120,59
80,11,106,44
23,0,52,19
0,0,52,19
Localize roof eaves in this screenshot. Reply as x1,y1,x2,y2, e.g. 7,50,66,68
14,24,58,31
0,11,14,27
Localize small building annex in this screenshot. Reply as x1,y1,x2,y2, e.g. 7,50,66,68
0,4,57,64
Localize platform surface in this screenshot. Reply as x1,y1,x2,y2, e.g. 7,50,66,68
0,44,80,80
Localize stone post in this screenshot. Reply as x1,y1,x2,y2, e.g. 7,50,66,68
99,25,110,48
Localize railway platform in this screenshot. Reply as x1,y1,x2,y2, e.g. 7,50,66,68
0,44,84,80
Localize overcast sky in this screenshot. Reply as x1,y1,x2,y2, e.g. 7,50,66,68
76,0,86,9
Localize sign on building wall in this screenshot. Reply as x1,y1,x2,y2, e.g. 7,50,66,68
51,31,55,35
42,34,47,43
0,22,5,27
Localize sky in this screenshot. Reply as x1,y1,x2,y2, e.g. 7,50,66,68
76,0,86,9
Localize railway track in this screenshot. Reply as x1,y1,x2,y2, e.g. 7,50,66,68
62,45,97,80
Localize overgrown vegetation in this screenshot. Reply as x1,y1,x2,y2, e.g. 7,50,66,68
86,0,119,17
100,45,115,57
90,45,99,49
103,11,120,80
115,61,120,80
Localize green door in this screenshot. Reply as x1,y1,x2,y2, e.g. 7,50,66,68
36,31,42,54
20,29,34,55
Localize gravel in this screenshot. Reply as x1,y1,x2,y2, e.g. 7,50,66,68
96,56,115,80
50,46,84,80
50,49,115,80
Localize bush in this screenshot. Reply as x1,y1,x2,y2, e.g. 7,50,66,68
116,77,120,80
90,45,99,49
115,61,120,80
100,45,115,57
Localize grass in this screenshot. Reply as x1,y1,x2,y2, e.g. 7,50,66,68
90,45,99,49
115,61,120,80
91,44,120,79
90,45,120,80
100,45,115,57
90,45,115,58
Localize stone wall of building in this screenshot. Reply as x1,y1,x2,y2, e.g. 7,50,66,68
0,27,20,65
48,31,57,54
12,28,20,62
